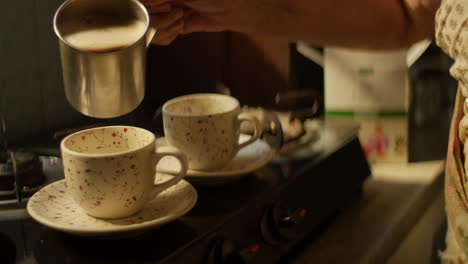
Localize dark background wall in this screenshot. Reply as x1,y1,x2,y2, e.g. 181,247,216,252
0,0,86,145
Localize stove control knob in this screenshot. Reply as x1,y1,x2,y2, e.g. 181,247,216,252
261,203,308,243
279,208,307,228
279,215,294,228
208,238,248,264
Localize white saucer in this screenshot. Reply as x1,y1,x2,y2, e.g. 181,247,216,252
26,174,197,237
156,134,273,185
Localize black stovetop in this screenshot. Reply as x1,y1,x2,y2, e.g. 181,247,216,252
0,120,370,264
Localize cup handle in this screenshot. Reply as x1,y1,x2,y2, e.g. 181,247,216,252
150,146,188,200
236,113,263,151
146,27,157,48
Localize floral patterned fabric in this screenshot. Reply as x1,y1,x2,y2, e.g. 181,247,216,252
436,0,468,262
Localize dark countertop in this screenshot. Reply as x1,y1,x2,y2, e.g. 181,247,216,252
287,160,445,264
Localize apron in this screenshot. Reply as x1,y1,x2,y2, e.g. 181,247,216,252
440,87,468,263
425,0,468,261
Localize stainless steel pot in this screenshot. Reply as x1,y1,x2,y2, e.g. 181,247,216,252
53,0,156,118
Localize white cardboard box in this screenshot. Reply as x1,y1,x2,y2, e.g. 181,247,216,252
324,47,410,163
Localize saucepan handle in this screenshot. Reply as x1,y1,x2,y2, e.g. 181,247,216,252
146,27,157,48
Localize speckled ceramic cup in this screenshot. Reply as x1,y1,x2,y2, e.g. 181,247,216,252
60,126,188,219
162,93,262,171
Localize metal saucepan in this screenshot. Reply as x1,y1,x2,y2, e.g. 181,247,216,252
54,0,156,118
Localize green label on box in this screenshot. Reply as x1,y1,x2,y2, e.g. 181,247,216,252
325,110,408,118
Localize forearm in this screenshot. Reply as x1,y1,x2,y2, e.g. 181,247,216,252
233,0,440,49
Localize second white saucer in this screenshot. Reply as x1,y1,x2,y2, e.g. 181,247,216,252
156,134,273,185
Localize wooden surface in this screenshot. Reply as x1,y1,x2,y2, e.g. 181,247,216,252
288,161,445,264
387,189,445,264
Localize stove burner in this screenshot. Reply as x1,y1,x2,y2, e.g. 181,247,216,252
0,156,63,208
0,116,57,205
0,151,45,194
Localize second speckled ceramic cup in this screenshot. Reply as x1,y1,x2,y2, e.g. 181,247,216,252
162,93,262,171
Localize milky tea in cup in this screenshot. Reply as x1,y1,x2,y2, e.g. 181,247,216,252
60,126,188,219
162,93,263,171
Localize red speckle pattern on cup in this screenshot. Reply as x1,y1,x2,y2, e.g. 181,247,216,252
61,126,158,218
64,127,152,155
162,94,261,171
164,111,239,170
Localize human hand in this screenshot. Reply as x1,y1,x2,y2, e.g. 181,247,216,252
141,0,287,45
176,0,235,34
139,0,184,45
178,0,290,38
